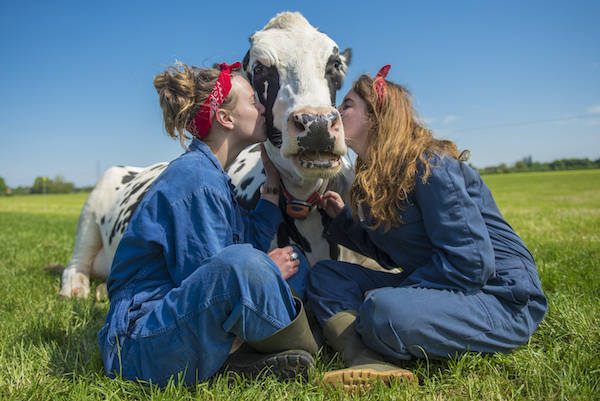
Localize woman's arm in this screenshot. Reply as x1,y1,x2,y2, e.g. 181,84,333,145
322,201,396,268
407,157,496,293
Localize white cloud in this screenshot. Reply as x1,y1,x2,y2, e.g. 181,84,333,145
587,104,600,115
442,115,459,125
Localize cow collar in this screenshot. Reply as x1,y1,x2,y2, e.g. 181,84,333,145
280,180,328,219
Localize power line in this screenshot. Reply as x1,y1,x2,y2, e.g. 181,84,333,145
438,113,599,133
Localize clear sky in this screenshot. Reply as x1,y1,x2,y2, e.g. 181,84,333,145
1,0,598,187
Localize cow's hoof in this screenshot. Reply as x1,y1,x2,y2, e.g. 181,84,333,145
59,272,90,299
95,283,108,302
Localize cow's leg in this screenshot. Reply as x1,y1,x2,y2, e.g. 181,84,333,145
59,195,102,298
92,247,110,302
91,246,109,279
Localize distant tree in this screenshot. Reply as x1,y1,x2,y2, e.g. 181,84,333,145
31,175,75,194
12,186,31,195
0,177,7,195
479,157,600,175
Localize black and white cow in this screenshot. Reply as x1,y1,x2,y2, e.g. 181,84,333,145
59,12,377,299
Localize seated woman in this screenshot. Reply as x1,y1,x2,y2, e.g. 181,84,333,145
98,62,317,387
308,65,547,391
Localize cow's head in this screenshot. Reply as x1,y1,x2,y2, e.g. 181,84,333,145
244,12,352,182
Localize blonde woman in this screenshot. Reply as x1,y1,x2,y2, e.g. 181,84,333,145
99,62,317,387
308,66,547,391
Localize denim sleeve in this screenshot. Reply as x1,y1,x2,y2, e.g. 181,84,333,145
409,158,496,293
324,205,396,268
241,199,283,252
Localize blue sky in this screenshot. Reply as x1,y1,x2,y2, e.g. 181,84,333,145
1,0,598,187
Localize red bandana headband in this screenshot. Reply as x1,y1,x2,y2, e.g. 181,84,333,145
187,62,242,139
373,64,391,108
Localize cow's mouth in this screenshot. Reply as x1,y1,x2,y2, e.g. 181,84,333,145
293,151,342,175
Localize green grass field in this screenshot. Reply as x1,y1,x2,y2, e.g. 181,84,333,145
0,170,598,400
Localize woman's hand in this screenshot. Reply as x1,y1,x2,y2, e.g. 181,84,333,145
268,246,299,280
318,190,345,218
260,144,280,187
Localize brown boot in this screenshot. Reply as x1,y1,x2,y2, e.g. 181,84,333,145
321,310,417,392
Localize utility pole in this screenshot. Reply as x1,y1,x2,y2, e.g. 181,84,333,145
42,176,47,213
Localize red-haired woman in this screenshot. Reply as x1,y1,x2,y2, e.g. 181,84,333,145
308,66,547,391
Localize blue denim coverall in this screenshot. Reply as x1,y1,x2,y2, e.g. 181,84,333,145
307,155,547,360
98,139,308,386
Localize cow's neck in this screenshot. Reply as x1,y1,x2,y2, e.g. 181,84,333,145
280,176,328,201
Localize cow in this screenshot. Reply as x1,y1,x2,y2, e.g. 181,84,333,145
59,11,376,299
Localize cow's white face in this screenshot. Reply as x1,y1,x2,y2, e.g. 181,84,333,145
244,12,352,183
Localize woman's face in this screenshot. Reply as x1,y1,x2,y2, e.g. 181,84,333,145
338,89,370,158
230,76,266,144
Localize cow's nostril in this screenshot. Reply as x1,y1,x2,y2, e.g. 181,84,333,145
294,119,305,132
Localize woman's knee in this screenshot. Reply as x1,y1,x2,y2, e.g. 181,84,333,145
211,244,280,287
357,288,427,350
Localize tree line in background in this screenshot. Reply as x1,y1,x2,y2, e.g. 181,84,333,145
0,157,599,196
0,175,93,196
478,156,600,175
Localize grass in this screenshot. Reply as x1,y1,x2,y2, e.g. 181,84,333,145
0,170,598,400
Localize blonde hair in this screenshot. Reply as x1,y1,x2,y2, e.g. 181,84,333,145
153,62,241,148
349,74,469,231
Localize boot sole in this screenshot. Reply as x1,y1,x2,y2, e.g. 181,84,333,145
321,367,417,391
224,350,315,381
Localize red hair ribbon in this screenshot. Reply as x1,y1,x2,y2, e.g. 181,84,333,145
187,62,242,139
373,64,391,107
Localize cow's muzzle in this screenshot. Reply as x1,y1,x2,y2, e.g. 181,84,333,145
282,107,347,178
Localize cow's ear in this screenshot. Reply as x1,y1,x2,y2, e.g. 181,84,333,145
340,48,352,67
242,51,250,77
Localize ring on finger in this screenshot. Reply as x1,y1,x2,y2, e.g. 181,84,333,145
289,251,299,262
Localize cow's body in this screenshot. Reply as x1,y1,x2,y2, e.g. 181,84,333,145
60,12,377,299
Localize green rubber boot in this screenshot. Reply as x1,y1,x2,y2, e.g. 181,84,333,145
321,310,417,392
222,297,318,381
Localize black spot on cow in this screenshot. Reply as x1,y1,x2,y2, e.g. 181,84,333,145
251,62,281,147
236,186,261,210
100,216,105,225
109,180,153,245
108,208,125,246
297,119,335,152
234,162,245,174
240,177,254,191
115,187,120,191
120,178,152,206
121,171,138,184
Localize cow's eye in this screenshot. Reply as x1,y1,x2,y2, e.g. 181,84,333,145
333,60,341,70
253,64,265,75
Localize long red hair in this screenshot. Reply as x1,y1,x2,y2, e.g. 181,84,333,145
349,74,468,231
